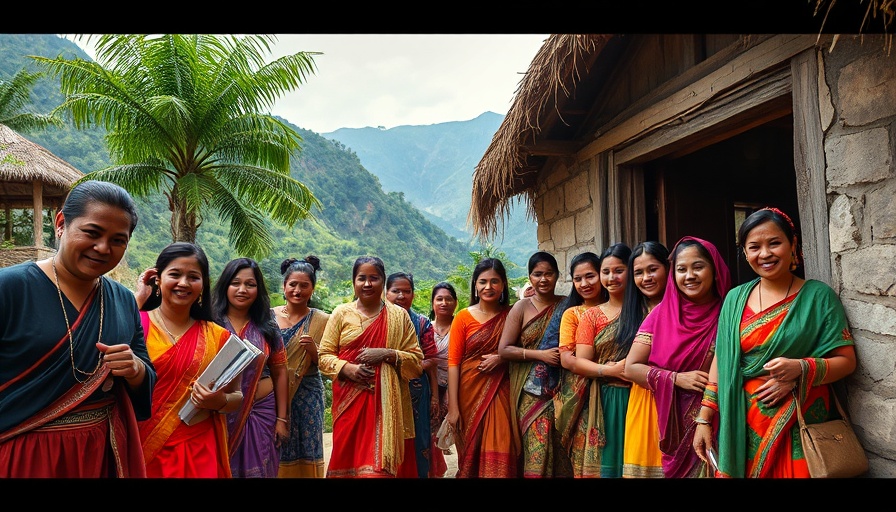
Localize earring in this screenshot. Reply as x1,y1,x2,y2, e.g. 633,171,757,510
790,250,800,271
198,293,203,307
155,286,160,297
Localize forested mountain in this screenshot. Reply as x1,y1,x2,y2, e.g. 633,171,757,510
0,34,484,302
323,116,537,266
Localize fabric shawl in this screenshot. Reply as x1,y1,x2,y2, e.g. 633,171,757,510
638,236,731,473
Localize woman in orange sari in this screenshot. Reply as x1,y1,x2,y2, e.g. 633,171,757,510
136,242,241,478
553,251,604,477
498,251,566,478
692,208,857,478
447,257,519,478
318,256,423,478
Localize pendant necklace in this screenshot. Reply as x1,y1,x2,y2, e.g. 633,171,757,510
53,257,104,383
155,309,187,344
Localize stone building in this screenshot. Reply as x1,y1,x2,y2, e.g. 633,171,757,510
471,34,895,476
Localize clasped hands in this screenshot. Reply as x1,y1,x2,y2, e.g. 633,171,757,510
757,357,798,406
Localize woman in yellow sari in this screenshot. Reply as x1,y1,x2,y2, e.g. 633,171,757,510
136,242,241,478
619,241,669,478
447,257,519,477
498,251,566,477
692,208,857,478
318,256,423,478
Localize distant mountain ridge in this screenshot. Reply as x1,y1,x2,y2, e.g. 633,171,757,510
0,34,534,291
323,115,537,266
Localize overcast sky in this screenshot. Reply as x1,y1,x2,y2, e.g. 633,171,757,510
64,34,549,135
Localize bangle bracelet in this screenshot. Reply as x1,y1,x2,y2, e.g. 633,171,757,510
694,417,711,425
523,349,527,360
276,417,288,423
218,393,229,412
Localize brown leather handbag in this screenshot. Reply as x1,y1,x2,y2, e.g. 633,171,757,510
794,359,869,478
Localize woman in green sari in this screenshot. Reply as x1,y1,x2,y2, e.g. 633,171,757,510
692,207,857,478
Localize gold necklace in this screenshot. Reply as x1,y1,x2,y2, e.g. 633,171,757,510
52,257,103,383
279,305,290,318
155,309,186,344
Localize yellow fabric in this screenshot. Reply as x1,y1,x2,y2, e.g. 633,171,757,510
558,305,589,350
622,383,663,478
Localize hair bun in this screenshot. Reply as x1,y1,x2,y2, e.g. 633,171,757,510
305,255,321,272
280,257,298,274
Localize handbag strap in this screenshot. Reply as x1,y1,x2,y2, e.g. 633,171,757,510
792,358,851,428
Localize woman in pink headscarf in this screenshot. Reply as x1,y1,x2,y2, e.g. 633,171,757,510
623,236,731,478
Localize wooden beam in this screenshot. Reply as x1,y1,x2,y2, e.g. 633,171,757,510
521,140,585,157
579,34,818,161
791,48,833,285
32,181,43,248
614,66,793,164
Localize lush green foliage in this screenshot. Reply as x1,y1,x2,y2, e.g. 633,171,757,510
33,35,322,260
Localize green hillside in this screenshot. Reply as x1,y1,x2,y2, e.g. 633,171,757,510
0,34,477,304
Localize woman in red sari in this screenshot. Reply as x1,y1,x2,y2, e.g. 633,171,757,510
136,242,241,478
692,208,857,478
447,257,519,477
318,256,423,478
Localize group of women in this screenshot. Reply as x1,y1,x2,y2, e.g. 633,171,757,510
442,211,857,479
0,180,858,479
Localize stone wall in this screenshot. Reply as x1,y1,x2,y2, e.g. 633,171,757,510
819,35,896,476
531,35,896,476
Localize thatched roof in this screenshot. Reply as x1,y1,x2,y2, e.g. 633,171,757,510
0,123,82,208
469,34,612,239
0,124,83,186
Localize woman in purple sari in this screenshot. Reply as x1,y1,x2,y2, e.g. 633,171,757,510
623,236,731,477
212,258,289,477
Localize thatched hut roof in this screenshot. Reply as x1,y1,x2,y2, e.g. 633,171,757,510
0,123,82,208
469,34,613,239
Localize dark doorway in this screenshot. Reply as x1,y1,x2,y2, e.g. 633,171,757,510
644,115,801,286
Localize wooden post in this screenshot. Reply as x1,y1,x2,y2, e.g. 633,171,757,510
32,181,43,248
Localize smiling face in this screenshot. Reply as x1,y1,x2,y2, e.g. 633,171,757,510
673,245,716,305
353,263,384,304
571,261,602,304
743,219,794,281
227,267,258,313
600,255,628,300
475,268,504,305
386,277,414,310
283,270,315,309
632,252,668,301
529,261,558,297
159,256,204,312
55,202,132,282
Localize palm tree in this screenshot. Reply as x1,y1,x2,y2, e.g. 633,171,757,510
0,68,63,132
33,34,322,259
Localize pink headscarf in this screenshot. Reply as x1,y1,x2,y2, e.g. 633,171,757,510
640,236,732,372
